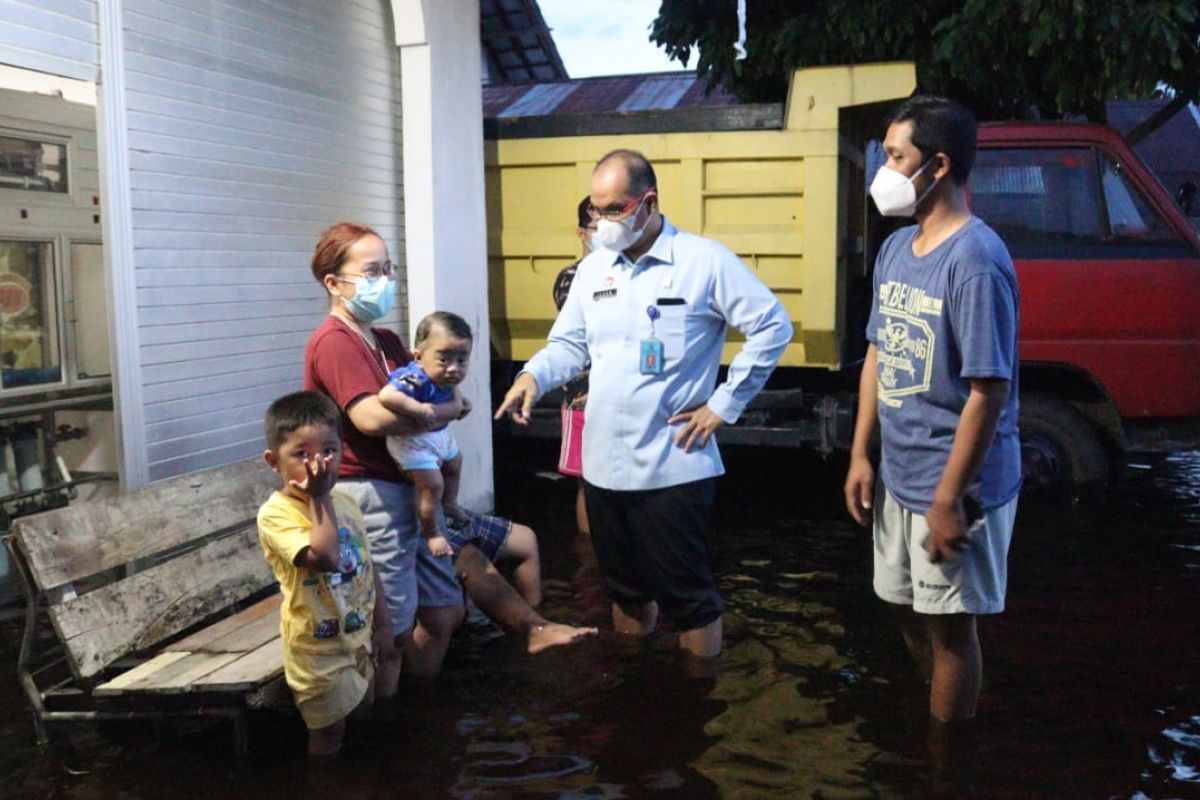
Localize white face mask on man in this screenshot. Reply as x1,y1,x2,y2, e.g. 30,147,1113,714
869,157,940,217
594,196,652,251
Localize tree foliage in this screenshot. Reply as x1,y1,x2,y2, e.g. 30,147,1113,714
650,0,1200,121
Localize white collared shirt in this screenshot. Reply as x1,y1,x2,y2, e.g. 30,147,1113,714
523,217,793,491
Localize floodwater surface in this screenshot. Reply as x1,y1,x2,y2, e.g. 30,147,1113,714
1,444,1198,798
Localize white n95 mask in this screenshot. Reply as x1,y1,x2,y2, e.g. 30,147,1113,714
869,159,939,217
594,199,651,251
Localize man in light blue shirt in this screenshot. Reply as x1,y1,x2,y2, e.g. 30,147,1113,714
496,149,792,658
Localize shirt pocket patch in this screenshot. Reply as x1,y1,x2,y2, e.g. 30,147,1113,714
653,303,698,371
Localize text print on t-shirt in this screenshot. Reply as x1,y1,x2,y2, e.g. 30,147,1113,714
875,280,944,408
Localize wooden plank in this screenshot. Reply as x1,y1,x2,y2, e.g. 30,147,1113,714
199,612,280,655
93,651,189,696
48,526,275,679
10,458,277,591
119,652,243,694
191,639,284,693
164,594,281,653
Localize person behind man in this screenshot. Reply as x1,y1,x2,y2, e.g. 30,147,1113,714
843,97,1020,751
496,149,793,659
551,197,597,535
257,391,395,757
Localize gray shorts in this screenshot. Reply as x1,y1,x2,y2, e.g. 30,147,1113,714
873,484,1017,615
337,477,463,637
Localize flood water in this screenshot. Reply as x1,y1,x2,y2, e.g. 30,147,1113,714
2,443,1198,798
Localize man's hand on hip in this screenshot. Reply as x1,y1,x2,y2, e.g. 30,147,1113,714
494,372,539,425
668,404,725,452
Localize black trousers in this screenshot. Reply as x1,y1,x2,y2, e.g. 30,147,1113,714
582,478,723,631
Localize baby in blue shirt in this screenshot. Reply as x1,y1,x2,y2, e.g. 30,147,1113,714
379,312,473,557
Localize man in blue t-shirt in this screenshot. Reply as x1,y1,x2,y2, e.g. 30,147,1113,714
845,97,1021,746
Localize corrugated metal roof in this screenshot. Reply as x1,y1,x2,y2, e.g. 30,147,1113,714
497,82,580,117
483,71,739,118
480,0,569,84
616,74,694,112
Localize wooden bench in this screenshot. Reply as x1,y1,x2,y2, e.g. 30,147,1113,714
4,458,285,755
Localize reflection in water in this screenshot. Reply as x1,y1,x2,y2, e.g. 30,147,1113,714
0,447,1197,798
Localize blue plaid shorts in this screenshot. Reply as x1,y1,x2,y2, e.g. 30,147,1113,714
445,511,512,561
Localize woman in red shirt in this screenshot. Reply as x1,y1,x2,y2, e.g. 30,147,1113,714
303,223,595,697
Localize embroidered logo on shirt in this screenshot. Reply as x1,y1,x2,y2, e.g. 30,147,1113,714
593,288,617,300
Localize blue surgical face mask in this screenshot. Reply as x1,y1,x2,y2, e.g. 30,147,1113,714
341,275,395,322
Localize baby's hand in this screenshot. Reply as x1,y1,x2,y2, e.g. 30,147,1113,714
288,454,336,499
426,534,453,558
418,403,439,425
457,395,473,420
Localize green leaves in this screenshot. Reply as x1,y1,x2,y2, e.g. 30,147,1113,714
651,0,1200,120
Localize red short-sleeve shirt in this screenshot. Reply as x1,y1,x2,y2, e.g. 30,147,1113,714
303,316,411,482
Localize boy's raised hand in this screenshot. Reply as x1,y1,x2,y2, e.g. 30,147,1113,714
289,454,337,499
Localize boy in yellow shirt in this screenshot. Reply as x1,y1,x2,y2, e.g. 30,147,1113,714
258,391,396,756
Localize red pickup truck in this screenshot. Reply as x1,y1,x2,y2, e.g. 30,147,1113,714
971,122,1200,488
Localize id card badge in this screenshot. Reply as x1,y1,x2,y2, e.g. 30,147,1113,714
640,304,664,374
640,338,664,374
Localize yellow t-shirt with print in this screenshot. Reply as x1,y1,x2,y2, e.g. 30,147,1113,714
256,488,374,698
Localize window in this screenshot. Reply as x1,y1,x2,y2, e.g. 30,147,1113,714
1099,155,1176,241
0,135,67,193
972,146,1191,259
971,148,1103,257
0,240,62,389
68,242,110,380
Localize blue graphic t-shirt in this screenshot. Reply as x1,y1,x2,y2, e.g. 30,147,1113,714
386,361,454,431
866,217,1021,512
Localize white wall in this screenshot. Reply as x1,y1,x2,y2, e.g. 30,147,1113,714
396,0,494,510
118,0,406,482
0,0,98,82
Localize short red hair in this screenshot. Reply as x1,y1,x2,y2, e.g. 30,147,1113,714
311,222,379,283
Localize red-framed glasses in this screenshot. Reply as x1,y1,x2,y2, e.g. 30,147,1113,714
587,188,655,222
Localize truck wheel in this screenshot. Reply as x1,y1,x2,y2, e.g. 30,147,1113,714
1019,393,1110,492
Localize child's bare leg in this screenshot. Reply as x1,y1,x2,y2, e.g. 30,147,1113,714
349,672,376,722
407,469,451,556
496,523,542,606
441,452,467,521
374,649,401,700
307,718,346,758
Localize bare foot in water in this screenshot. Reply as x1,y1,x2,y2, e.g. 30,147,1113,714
526,622,598,654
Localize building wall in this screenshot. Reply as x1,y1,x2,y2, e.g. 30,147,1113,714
0,0,99,82
119,0,406,481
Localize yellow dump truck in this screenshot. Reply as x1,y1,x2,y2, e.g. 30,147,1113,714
484,63,917,451
483,62,1200,487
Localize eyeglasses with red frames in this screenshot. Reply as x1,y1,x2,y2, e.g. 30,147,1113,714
586,188,655,222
